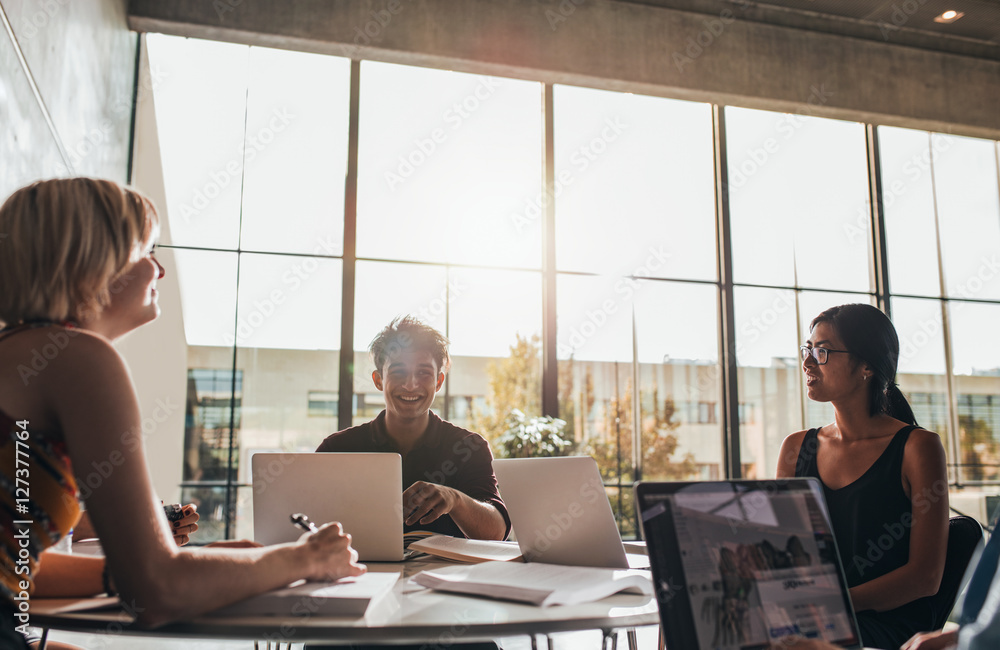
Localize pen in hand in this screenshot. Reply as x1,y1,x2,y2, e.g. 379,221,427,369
290,512,319,533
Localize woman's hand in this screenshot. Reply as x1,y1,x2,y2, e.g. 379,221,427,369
169,504,199,546
299,522,366,582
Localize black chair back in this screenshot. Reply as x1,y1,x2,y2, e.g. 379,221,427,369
919,515,984,630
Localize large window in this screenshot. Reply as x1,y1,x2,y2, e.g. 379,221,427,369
143,34,1000,538
879,127,1000,518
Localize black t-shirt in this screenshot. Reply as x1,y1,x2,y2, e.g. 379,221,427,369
315,410,511,539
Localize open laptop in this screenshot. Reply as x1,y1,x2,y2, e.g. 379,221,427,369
251,452,404,562
635,479,863,650
493,456,641,569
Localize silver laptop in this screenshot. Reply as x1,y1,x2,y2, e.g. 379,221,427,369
493,456,634,569
251,452,403,562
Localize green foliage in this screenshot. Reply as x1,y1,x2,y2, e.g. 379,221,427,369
584,383,698,484
475,334,542,442
960,416,999,482
494,409,576,459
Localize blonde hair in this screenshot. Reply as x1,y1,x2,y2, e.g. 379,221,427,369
0,178,160,328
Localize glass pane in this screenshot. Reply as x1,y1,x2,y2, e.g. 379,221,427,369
557,275,633,363
878,127,942,297
240,47,349,255
726,107,872,292
735,287,802,479
172,249,238,347
634,281,721,481
447,268,542,436
556,275,636,529
605,486,637,539
182,366,240,485
554,86,716,280
147,35,247,249
950,302,1000,483
235,346,340,469
357,62,543,268
890,298,951,469
235,253,342,351
949,486,1000,530
933,135,1000,301
180,486,229,544
354,261,449,351
893,298,947,377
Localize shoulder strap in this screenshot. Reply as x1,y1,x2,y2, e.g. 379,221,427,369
794,428,820,477
888,424,918,455
0,321,73,343
877,425,919,479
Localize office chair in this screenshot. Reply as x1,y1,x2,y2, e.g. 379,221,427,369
917,515,984,631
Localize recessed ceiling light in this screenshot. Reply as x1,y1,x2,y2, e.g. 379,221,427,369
934,10,964,23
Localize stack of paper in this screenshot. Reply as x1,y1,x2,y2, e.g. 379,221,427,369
407,535,524,563
411,561,652,606
209,572,400,617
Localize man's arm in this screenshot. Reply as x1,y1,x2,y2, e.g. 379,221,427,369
404,431,510,540
403,481,507,540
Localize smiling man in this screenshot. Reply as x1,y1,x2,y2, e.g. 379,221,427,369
315,316,510,541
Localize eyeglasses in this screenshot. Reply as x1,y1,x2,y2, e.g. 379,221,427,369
799,345,851,365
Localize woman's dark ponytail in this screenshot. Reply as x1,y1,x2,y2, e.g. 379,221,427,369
811,304,918,427
885,383,918,426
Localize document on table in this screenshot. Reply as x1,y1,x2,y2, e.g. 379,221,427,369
411,561,652,606
407,535,524,563
208,572,400,617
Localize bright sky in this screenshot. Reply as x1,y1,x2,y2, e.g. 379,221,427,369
146,35,1000,375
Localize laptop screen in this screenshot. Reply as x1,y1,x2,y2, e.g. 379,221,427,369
636,479,862,650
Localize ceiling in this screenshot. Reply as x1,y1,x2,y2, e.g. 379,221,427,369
623,0,1000,60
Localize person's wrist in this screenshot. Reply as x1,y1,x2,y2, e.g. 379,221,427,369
295,535,327,581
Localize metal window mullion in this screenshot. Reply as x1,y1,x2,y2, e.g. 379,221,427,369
927,132,962,486
713,105,741,479
126,34,142,184
444,264,451,421
866,124,892,316
338,60,361,431
631,308,642,482
223,53,252,540
542,83,559,418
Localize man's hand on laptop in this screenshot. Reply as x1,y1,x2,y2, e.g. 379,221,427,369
299,521,367,581
404,481,457,526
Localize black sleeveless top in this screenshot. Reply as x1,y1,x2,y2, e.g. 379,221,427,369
795,425,935,648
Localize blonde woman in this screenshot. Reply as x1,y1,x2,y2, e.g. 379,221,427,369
0,178,365,649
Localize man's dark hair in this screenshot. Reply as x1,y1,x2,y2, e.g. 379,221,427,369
370,315,451,374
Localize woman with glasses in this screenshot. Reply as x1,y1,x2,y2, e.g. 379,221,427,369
0,179,365,649
776,303,949,650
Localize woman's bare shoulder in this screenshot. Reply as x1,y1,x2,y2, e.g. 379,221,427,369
904,426,947,458
776,429,811,477
26,329,132,398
